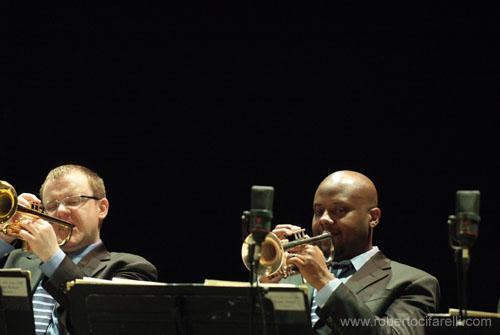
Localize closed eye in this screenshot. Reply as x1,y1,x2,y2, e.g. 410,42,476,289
332,207,348,216
313,206,349,218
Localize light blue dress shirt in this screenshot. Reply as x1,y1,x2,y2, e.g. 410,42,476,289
46,239,103,335
0,238,103,335
315,246,380,307
310,246,380,332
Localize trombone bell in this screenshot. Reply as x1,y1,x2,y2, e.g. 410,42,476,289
0,180,74,250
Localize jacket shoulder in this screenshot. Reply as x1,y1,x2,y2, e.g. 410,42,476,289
389,260,438,281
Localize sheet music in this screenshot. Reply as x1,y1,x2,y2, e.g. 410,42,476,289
0,268,31,297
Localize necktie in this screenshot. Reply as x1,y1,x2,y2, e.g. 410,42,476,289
32,282,56,334
331,260,355,279
310,260,355,329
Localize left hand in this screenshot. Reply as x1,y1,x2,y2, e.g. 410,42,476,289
18,218,61,262
287,244,334,290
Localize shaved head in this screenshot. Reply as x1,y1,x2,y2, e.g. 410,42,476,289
319,170,378,209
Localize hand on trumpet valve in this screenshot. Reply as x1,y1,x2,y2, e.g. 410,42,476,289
17,217,61,262
243,224,333,285
18,193,42,208
0,181,73,253
272,224,308,242
7,193,42,228
287,244,334,290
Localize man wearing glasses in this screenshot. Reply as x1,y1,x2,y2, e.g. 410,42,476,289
0,164,158,335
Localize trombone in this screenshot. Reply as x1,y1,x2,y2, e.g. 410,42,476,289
0,180,74,250
241,229,333,280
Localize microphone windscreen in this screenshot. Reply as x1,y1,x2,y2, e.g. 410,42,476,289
251,185,274,211
456,190,480,218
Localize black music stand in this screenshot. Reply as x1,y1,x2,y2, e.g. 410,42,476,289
426,311,500,335
0,269,35,335
67,282,312,335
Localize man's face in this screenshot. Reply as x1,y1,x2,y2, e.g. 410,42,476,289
42,171,108,252
311,178,373,261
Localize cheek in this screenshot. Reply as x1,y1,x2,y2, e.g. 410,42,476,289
312,219,322,235
68,213,88,230
352,220,371,238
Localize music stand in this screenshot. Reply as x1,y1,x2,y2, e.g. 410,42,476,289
66,282,177,335
0,269,35,335
177,284,312,335
67,282,312,335
426,309,500,335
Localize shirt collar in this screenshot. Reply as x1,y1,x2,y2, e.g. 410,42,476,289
67,239,103,264
350,246,379,271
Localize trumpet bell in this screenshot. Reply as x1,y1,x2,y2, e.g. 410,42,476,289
0,180,17,223
0,180,74,248
241,232,284,276
241,230,333,280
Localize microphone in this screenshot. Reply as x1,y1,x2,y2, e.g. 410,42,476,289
447,190,480,321
451,190,481,249
249,185,274,244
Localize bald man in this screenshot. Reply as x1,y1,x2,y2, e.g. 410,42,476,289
273,170,440,335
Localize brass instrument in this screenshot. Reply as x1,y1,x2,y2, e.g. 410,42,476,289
241,229,333,279
0,180,74,250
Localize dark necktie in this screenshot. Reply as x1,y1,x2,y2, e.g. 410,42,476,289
330,260,355,279
311,260,355,331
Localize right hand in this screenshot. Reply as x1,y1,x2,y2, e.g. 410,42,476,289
16,193,61,261
271,224,334,289
287,244,334,290
18,218,61,262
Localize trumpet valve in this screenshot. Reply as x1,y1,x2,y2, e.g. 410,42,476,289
292,228,306,241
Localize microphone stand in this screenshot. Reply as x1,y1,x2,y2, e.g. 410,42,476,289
241,211,261,286
448,214,477,333
242,186,274,335
452,241,468,323
248,237,268,335
242,211,267,335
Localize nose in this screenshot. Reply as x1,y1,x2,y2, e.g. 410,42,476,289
318,210,334,229
54,203,71,218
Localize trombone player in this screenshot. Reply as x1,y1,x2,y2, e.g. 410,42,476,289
0,164,158,335
263,170,440,335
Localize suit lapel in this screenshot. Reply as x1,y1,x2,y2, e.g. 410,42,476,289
76,242,111,277
24,242,111,290
25,253,44,291
345,251,391,296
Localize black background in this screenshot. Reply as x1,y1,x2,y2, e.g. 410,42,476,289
3,3,499,314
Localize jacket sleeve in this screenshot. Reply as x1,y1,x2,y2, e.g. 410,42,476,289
316,274,440,335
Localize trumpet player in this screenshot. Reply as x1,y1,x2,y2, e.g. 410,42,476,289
0,164,158,335
265,170,440,335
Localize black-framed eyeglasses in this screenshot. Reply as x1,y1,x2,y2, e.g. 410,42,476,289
44,195,101,213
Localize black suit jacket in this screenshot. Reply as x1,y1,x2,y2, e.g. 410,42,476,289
286,251,440,335
2,242,158,333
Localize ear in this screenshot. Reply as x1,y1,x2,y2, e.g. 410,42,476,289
368,207,381,228
97,197,109,221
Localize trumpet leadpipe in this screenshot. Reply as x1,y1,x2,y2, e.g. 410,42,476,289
283,231,332,250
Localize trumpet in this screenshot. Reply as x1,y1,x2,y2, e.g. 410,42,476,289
241,229,333,280
0,180,74,250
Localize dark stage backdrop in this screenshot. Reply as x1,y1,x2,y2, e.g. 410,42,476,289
3,3,499,315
